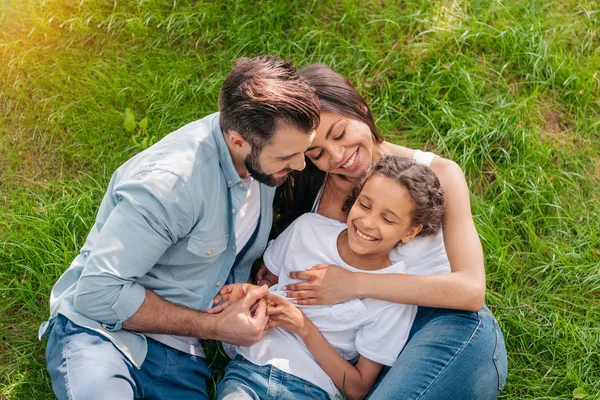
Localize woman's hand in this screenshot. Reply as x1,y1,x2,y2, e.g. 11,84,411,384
284,264,358,305
208,283,263,314
265,293,310,338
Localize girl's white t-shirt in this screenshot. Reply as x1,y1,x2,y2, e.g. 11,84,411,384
235,213,448,396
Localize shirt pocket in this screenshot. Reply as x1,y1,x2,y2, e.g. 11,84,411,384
165,234,230,281
187,234,230,258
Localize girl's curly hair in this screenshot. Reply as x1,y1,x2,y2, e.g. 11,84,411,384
342,155,445,237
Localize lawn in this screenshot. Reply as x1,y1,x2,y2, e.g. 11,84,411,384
1,0,599,398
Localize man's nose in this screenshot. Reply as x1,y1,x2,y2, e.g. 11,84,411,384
289,153,306,171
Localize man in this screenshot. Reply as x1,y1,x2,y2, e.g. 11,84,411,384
39,55,320,399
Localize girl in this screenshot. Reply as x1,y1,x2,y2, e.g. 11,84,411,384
213,156,446,400
262,63,508,399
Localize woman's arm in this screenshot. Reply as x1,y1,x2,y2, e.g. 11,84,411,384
285,158,486,311
266,294,382,400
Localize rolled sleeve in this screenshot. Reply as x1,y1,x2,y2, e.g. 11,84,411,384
73,169,195,328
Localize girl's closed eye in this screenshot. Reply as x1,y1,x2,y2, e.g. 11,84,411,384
382,216,394,224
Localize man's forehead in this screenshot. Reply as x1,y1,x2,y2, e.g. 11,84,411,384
266,127,315,151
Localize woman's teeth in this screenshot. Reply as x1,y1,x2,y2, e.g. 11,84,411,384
356,226,377,241
341,150,358,169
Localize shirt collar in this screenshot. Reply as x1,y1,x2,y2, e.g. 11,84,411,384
211,113,243,188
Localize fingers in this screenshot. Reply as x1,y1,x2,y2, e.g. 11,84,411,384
220,284,236,295
283,281,314,291
252,298,267,319
207,301,230,314
284,290,315,299
307,264,330,271
295,298,320,306
242,284,268,308
288,270,315,281
266,319,279,330
264,292,287,305
255,264,268,282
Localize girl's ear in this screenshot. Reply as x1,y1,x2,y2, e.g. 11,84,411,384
400,224,423,243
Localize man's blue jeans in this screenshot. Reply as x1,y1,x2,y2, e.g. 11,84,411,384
45,314,212,400
368,305,508,399
217,355,333,400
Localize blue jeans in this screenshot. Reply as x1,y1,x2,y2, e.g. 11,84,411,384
45,314,212,400
217,355,332,400
368,305,508,399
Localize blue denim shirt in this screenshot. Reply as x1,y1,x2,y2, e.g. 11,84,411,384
39,113,275,368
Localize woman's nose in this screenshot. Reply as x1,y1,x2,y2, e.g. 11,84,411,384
329,144,345,165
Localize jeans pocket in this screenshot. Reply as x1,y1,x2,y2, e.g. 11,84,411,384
492,318,508,391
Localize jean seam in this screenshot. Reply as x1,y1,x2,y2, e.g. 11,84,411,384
492,319,505,391
415,315,483,400
62,320,76,400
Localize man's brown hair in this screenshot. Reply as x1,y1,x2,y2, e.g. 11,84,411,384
219,55,320,150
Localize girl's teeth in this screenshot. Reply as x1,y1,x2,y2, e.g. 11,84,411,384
342,151,358,168
356,227,377,241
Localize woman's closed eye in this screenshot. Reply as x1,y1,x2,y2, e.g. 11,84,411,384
333,129,346,141
359,201,370,210
312,149,325,161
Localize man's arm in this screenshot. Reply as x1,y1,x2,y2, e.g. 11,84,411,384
73,169,268,344
124,287,269,345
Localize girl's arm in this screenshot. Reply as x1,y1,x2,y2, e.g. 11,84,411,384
255,265,279,288
285,158,486,311
267,294,382,400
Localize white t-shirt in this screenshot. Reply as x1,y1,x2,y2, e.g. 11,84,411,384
234,176,260,254
235,213,447,396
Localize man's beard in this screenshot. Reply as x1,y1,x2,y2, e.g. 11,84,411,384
244,147,290,187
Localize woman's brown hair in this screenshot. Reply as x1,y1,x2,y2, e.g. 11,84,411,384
273,63,383,235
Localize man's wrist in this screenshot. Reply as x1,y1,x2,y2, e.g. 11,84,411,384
192,310,221,340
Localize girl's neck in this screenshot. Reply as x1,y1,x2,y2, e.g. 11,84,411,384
336,230,391,271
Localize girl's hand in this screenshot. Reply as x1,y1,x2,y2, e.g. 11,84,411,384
255,264,269,282
208,283,262,314
265,293,309,337
284,264,357,305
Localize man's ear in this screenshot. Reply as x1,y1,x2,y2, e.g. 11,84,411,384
225,130,251,154
400,224,423,243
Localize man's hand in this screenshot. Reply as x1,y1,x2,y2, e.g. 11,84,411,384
265,292,310,338
208,283,261,314
284,264,357,305
212,285,270,346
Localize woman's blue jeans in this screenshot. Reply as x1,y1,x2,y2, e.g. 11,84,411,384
368,305,507,399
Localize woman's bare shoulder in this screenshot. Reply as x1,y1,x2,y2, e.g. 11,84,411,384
380,141,416,158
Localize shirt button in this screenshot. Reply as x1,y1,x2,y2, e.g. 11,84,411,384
227,180,232,185
216,281,222,287
231,208,236,214
238,183,244,188
207,249,213,255
232,244,236,250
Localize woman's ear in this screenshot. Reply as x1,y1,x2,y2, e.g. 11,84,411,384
401,224,423,243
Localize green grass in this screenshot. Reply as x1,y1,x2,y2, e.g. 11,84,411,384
1,0,599,398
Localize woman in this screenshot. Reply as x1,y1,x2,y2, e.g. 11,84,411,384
264,63,508,399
